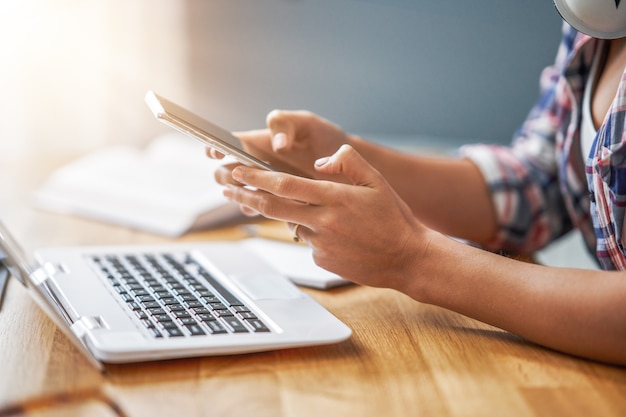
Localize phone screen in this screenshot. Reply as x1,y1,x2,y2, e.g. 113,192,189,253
145,91,277,171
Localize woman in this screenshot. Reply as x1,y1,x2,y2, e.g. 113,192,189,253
209,18,626,365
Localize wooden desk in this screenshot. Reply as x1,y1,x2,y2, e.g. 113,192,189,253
1,156,626,417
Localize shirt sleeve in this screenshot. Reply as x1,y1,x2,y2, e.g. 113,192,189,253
459,24,578,254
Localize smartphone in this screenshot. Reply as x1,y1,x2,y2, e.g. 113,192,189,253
145,90,277,171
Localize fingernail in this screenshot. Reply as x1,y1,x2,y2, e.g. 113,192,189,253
272,132,287,151
232,167,243,182
222,186,234,199
315,156,330,167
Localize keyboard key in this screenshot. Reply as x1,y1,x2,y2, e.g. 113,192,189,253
130,288,150,296
191,307,211,315
196,313,217,322
154,291,171,299
206,321,228,334
166,328,185,337
179,317,197,326
160,321,179,330
223,317,249,333
207,302,227,311
137,295,156,303
179,293,196,301
140,319,155,329
148,328,163,338
147,307,166,316
185,301,203,309
142,301,161,309
214,309,234,318
127,302,142,311
120,293,134,303
152,314,171,322
185,324,206,336
247,319,270,333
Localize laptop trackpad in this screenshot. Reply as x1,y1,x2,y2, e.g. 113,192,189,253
229,273,303,300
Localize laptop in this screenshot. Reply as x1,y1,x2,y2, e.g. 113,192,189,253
0,220,351,370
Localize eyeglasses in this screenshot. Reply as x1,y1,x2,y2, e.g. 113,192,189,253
0,387,129,417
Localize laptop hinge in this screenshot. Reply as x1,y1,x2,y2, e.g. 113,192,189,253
32,264,106,333
71,316,106,337
30,262,59,285
25,270,106,372
30,262,80,325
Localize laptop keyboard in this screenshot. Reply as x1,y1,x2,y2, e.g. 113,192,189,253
90,253,270,338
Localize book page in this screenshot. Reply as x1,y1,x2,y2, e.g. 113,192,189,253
33,134,242,236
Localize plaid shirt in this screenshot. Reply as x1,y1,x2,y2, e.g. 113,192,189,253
461,23,626,270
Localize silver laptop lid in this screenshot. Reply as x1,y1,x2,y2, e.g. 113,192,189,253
0,219,104,370
0,220,37,287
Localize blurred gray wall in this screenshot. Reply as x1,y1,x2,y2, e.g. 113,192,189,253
185,0,563,144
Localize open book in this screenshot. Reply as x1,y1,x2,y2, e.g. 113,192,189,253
32,134,244,236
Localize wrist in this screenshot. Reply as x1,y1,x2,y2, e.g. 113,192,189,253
394,230,486,307
391,229,447,303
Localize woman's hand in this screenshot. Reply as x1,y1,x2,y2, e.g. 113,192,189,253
209,109,499,243
210,110,354,185
222,144,431,289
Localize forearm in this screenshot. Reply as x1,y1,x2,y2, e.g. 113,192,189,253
225,140,626,365
405,232,626,365
348,135,497,243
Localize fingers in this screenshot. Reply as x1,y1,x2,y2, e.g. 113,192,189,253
314,144,383,187
213,162,262,216
239,205,261,217
266,110,312,152
226,145,384,220
214,162,243,186
228,145,382,206
223,184,312,224
266,109,321,152
210,110,341,178
206,147,225,159
288,222,308,243
234,128,272,152
217,144,381,210
231,166,327,206
206,129,270,160
266,110,295,152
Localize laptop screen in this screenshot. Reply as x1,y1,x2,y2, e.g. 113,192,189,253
0,220,33,286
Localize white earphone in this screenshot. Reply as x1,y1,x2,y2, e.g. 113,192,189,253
554,0,626,39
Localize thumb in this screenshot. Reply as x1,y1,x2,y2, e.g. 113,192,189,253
266,109,297,152
314,145,382,187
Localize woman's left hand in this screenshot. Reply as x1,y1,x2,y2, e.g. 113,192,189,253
223,145,431,288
